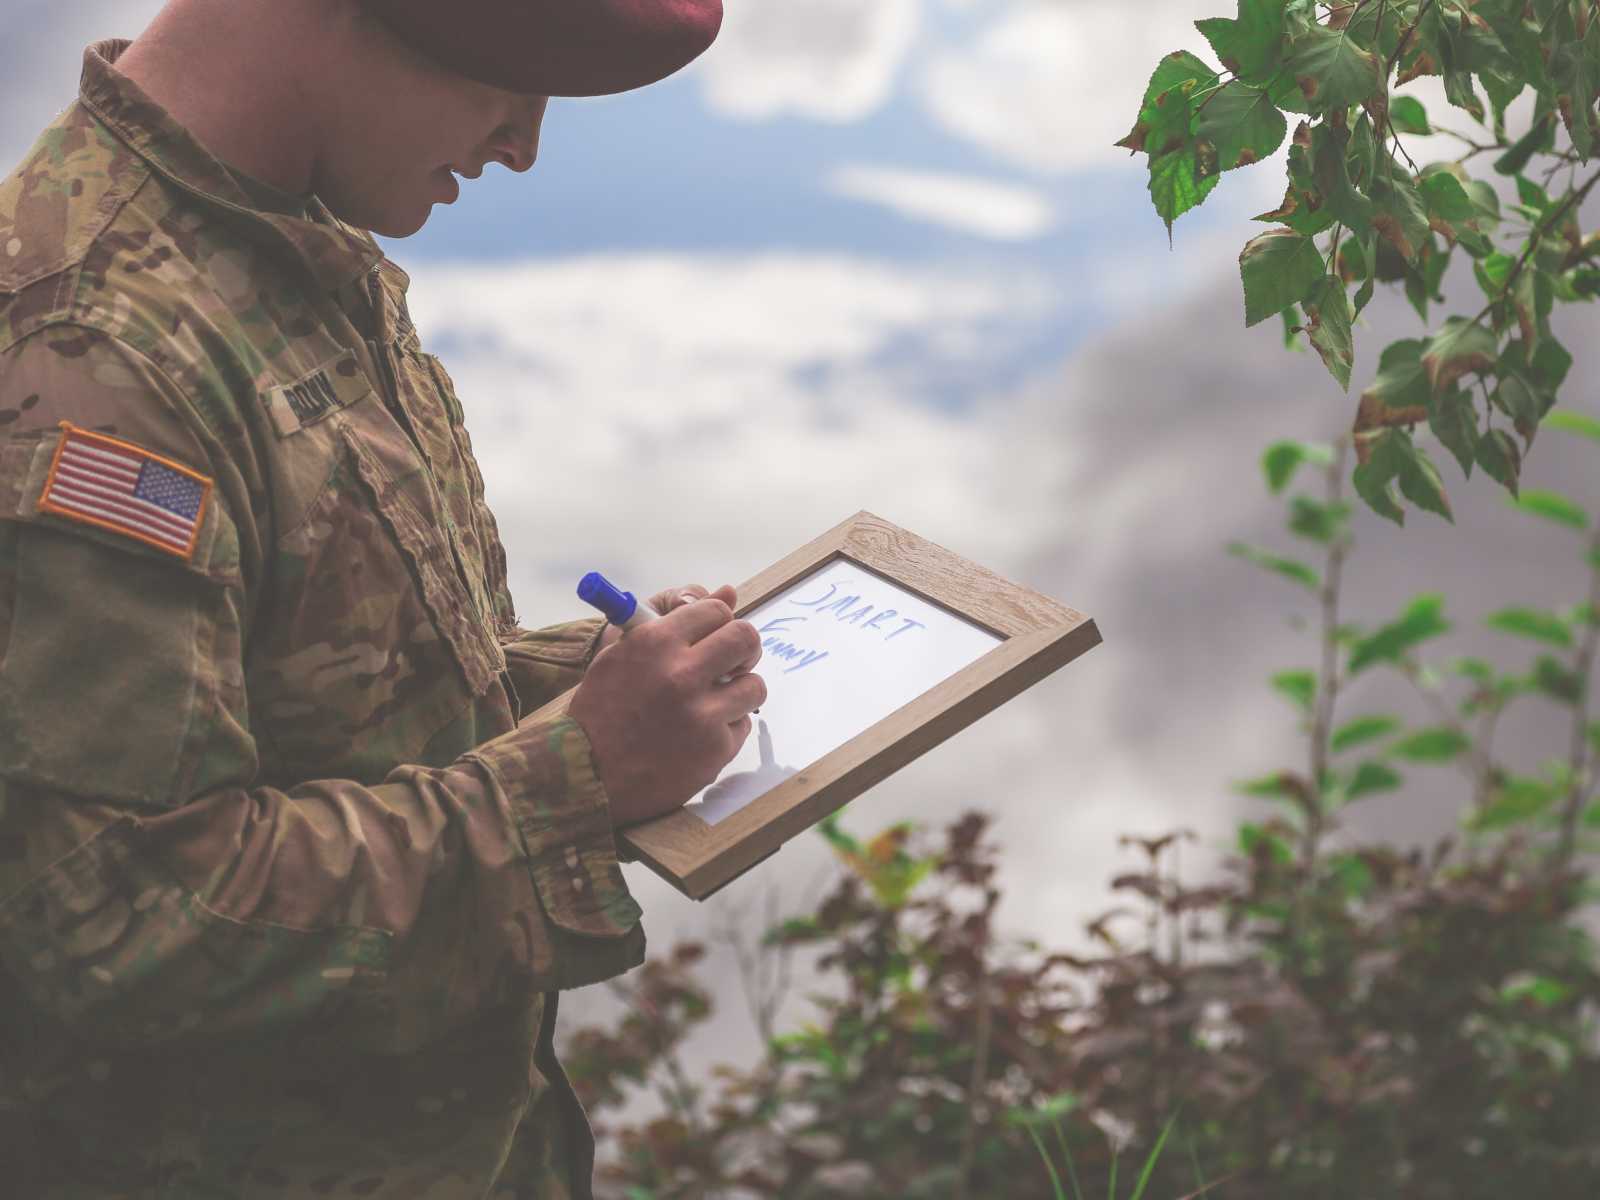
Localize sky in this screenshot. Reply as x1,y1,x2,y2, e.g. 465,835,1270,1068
6,0,1600,1090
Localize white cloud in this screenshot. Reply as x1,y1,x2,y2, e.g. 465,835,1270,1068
825,163,1055,239
695,0,921,122
404,251,1061,623
0,0,165,171
916,1,1206,174
396,242,1295,958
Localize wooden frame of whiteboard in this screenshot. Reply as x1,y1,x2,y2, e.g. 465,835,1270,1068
614,511,1101,899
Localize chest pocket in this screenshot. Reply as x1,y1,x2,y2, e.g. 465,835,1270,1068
386,341,518,638
245,395,507,786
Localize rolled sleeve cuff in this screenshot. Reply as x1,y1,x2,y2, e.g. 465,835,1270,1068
465,712,645,990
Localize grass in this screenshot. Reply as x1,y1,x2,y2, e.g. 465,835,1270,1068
1022,1110,1230,1200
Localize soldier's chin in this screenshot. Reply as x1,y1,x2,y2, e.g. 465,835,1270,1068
363,201,433,240
324,192,432,240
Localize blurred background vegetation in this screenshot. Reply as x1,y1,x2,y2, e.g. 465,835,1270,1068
565,5,1600,1195
570,428,1600,1197
566,4,1600,1195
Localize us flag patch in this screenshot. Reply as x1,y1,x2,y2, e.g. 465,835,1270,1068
37,422,212,560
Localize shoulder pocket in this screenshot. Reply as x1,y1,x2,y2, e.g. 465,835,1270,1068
0,432,239,586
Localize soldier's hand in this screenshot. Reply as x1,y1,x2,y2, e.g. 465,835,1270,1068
570,593,767,828
595,582,732,653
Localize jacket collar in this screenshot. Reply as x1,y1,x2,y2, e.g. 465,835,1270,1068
79,40,383,292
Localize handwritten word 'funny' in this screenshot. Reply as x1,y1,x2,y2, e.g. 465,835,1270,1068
755,579,928,675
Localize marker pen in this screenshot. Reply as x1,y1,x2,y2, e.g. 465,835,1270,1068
578,571,748,692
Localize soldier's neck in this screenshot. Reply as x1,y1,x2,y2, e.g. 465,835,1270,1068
116,0,328,200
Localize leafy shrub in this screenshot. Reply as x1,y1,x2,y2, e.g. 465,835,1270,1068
1119,0,1600,523
568,425,1600,1199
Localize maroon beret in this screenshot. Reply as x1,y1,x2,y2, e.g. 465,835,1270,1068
364,0,724,97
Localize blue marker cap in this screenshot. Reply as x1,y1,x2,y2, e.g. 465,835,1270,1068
578,570,638,625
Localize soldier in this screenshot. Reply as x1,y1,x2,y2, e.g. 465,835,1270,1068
0,1,765,1196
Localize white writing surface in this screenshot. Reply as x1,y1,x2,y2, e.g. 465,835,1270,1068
687,556,1002,825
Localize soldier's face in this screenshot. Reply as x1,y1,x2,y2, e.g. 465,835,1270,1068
316,17,549,238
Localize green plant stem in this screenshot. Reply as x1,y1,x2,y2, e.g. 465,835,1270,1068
1397,658,1496,799
1386,0,1436,74
1556,525,1600,864
1473,167,1600,329
954,933,994,1200
1304,439,1353,882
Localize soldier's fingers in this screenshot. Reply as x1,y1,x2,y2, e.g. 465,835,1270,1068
705,673,766,723
724,714,753,758
660,596,736,644
652,584,708,614
690,618,761,681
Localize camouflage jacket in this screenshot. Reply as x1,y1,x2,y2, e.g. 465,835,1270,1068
0,41,645,1199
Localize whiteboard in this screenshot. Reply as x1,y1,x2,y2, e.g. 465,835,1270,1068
686,556,1002,825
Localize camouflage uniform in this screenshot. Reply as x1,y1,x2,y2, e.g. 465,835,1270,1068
0,41,645,1199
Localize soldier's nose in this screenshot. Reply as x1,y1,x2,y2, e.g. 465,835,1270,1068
486,125,538,174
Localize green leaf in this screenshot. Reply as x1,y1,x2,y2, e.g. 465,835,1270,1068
1149,145,1222,236
1270,669,1317,714
1116,50,1221,155
1486,607,1573,648
1449,656,1495,684
1530,338,1573,391
1348,593,1451,675
1007,1090,1080,1127
1288,495,1349,543
1395,440,1454,523
1331,713,1404,753
1512,489,1588,530
1235,771,1302,800
1308,123,1373,234
1476,428,1523,496
1443,67,1485,122
1494,110,1557,176
1490,373,1545,448
1302,275,1354,390
1473,251,1516,299
1239,821,1295,863
1389,94,1431,135
1196,81,1288,171
1544,409,1600,443
1285,24,1384,111
1470,776,1556,831
1370,169,1432,262
1361,338,1430,413
1421,318,1499,394
1352,427,1454,525
1404,238,1451,323
1419,171,1477,225
1328,850,1376,898
1550,25,1598,158
1531,654,1584,703
1352,427,1411,526
1195,0,1288,83
1261,439,1333,492
1227,541,1319,590
1388,726,1471,762
1281,306,1304,349
1240,230,1327,327
1501,975,1574,1008
1426,385,1479,478
1345,760,1403,801
1515,174,1551,211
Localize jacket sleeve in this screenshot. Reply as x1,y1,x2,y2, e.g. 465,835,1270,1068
0,328,643,1059
501,618,608,715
